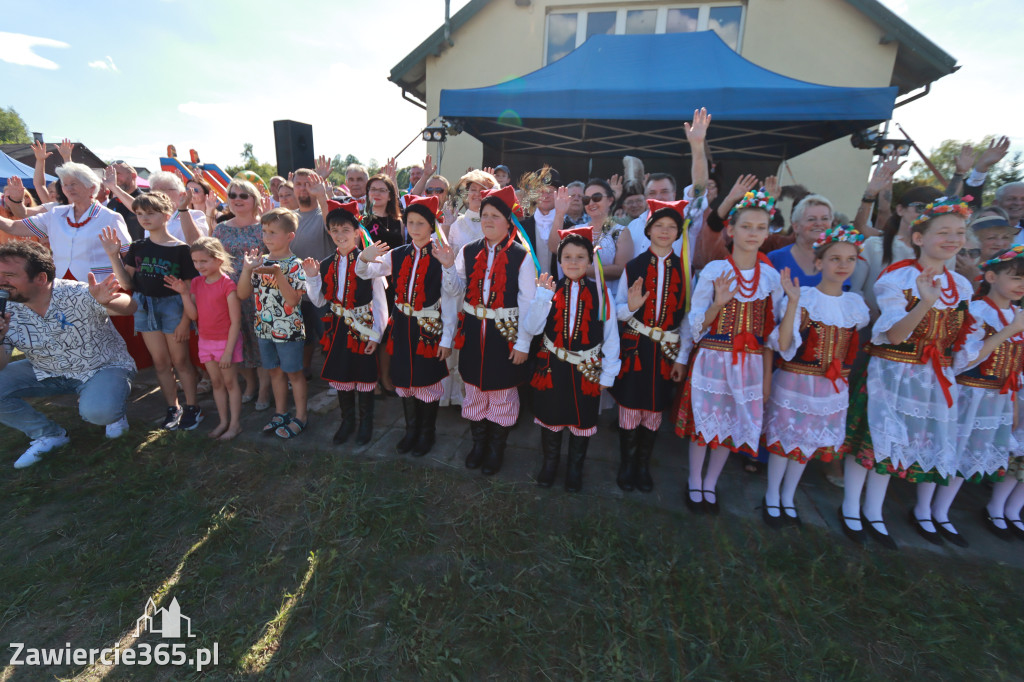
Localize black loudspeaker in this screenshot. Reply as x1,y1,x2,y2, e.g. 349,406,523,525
273,120,314,176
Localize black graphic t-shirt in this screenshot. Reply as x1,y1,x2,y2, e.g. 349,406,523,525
123,239,199,297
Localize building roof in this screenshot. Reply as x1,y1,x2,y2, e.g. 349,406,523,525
0,142,107,175
388,0,957,102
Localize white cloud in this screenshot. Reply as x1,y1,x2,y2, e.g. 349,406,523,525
0,32,69,70
87,56,118,72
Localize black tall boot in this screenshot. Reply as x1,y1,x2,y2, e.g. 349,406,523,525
537,428,562,488
413,400,439,457
564,433,590,493
482,423,510,476
465,420,490,469
634,427,657,493
396,397,419,453
617,427,638,491
333,391,356,444
355,390,375,446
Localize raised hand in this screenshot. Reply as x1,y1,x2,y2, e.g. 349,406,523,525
179,187,193,212
552,185,571,215
865,156,904,196
205,192,220,214
308,173,327,198
422,153,436,177
163,275,189,295
764,175,780,199
976,136,1011,172
779,266,800,300
87,272,119,305
241,248,262,272
684,107,711,145
482,166,495,176
916,268,941,304
301,257,320,278
57,138,74,163
102,166,118,191
259,192,273,214
315,154,331,179
31,140,52,163
712,271,736,307
626,277,650,311
359,240,389,263
383,157,398,182
725,174,758,204
432,240,455,268
252,263,282,277
954,144,977,176
98,226,123,256
4,176,26,202
537,272,556,292
608,173,623,199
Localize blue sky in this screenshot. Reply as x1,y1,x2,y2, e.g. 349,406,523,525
0,0,1020,175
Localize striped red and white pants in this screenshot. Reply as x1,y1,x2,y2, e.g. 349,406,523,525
618,406,662,430
462,384,519,427
396,380,444,403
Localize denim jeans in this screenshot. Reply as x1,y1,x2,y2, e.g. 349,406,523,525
0,360,135,439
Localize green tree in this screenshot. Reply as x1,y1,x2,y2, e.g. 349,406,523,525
224,143,278,184
900,136,1023,205
0,106,31,144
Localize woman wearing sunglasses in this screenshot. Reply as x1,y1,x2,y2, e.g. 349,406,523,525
186,177,224,224
422,175,457,231
547,178,632,281
211,179,271,408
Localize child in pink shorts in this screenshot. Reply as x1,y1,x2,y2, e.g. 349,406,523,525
167,237,243,440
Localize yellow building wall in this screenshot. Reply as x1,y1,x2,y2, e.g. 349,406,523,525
424,0,901,216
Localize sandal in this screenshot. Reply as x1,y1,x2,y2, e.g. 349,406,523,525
241,393,257,404
275,416,307,439
262,413,290,436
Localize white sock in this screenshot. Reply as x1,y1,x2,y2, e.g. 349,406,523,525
780,459,809,515
914,482,938,533
702,446,731,503
765,453,787,512
842,457,868,531
988,478,1018,528
931,476,964,526
862,470,891,533
687,440,707,501
1004,481,1024,525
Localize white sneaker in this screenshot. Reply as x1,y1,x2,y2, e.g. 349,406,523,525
105,415,129,439
14,433,70,469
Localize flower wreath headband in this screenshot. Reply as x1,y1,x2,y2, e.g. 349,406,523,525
728,188,777,219
911,195,972,227
981,244,1024,270
813,225,866,253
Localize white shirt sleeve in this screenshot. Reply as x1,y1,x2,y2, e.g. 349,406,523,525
370,276,388,342
599,313,621,387
614,271,635,321
523,286,555,336
355,251,393,279
304,274,326,307
514,255,538,352
439,282,459,349
442,244,468,297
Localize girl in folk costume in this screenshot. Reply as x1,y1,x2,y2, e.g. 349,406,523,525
523,228,621,492
441,185,537,476
610,199,691,493
840,197,983,550
674,189,793,514
356,195,457,457
992,415,1024,541
953,247,1024,543
303,203,388,446
761,227,870,527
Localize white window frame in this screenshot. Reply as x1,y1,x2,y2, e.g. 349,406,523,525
544,2,746,64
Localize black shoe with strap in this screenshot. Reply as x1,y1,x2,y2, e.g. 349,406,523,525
935,519,969,547
355,390,374,445
908,508,943,546
617,427,637,492
762,498,785,529
396,397,419,453
465,420,489,470
862,514,898,550
333,391,356,445
838,506,865,545
633,427,657,493
981,507,1014,542
537,428,562,488
482,423,510,476
413,400,439,457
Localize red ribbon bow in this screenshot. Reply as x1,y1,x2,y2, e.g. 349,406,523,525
824,358,847,393
921,342,953,407
731,331,760,366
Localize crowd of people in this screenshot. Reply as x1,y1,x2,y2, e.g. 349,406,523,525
2,112,1024,552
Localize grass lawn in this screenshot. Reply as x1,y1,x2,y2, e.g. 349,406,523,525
0,404,1022,681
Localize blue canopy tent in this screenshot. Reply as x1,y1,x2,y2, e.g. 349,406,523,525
439,32,898,162
0,150,56,189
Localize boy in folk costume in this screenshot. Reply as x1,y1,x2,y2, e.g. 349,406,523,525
441,185,537,475
357,195,457,457
523,228,621,492
674,190,795,514
610,199,691,493
303,202,388,446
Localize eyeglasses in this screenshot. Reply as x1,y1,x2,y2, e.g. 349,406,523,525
424,187,446,195
582,193,609,205
227,192,251,200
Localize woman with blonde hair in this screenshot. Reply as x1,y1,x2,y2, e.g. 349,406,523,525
212,178,271,408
